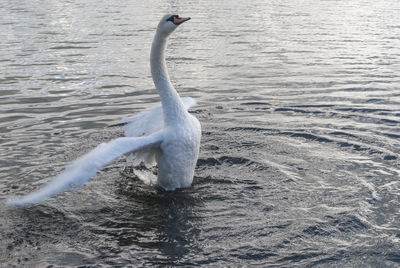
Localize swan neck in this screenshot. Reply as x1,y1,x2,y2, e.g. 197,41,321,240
150,30,186,124
151,33,169,83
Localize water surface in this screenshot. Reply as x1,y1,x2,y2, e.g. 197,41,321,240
1,0,399,266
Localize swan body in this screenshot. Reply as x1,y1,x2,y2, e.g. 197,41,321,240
7,14,201,206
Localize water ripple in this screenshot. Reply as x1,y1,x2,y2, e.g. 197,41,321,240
1,0,400,266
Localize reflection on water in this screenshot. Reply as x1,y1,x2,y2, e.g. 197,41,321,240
1,0,400,266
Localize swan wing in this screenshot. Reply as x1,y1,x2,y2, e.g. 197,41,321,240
122,96,197,137
7,131,164,206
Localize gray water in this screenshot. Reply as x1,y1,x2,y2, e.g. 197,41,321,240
1,0,400,266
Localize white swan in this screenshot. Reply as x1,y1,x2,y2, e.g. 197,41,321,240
7,14,201,206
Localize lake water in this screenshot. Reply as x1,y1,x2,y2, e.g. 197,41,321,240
1,0,400,266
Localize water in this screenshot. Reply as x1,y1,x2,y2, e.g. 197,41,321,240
1,0,399,266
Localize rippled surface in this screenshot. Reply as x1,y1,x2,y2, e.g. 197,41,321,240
1,0,400,266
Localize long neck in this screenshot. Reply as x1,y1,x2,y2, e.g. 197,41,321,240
150,30,186,125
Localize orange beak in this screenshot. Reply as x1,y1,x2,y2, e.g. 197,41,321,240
173,16,191,25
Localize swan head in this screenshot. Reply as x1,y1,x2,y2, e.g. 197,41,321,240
157,14,191,36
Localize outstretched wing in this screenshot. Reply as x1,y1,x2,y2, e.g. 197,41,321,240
122,97,197,137
7,131,164,206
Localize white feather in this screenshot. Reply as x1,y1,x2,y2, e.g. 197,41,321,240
7,131,163,206
122,97,197,167
122,96,196,137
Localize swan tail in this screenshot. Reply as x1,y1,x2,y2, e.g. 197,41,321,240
7,132,163,206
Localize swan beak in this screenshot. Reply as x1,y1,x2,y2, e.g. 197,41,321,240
174,16,191,25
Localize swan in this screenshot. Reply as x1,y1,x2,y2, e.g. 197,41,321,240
7,14,201,206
